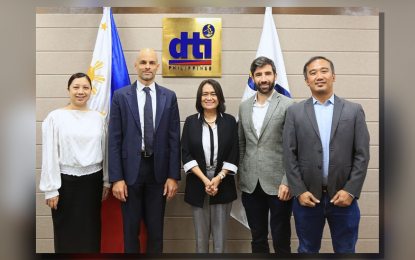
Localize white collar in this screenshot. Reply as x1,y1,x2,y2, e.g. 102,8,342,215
254,89,276,104
136,80,156,93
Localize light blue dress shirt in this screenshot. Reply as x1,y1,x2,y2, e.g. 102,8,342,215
312,94,334,186
312,95,354,199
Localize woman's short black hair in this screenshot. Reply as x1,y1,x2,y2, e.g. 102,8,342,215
68,73,92,89
195,79,226,114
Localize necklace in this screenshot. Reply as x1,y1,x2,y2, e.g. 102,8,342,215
204,117,217,124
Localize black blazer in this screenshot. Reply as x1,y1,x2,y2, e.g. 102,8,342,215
181,113,239,207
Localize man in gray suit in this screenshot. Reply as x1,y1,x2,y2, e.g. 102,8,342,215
238,56,296,253
283,56,370,253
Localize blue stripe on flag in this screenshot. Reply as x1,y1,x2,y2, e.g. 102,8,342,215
274,83,291,98
110,9,130,103
247,77,291,98
248,77,256,91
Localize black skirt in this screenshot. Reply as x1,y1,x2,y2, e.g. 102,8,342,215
51,170,103,253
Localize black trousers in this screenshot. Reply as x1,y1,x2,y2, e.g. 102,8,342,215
242,181,293,253
121,155,166,253
52,170,103,253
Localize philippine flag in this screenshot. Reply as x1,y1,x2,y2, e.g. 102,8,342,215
86,7,135,253
87,7,130,121
232,7,291,228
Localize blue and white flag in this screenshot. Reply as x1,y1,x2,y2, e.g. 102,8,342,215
87,7,130,120
240,7,290,103
232,7,290,229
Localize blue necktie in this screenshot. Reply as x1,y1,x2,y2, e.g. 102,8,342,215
143,87,154,155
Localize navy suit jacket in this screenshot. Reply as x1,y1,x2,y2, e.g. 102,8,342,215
108,81,181,185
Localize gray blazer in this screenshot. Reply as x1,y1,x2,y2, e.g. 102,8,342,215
283,95,370,200
238,91,296,195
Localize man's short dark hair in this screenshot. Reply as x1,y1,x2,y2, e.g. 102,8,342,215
195,79,226,114
67,72,92,89
250,56,276,76
303,56,335,79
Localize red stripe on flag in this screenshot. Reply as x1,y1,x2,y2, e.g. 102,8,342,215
139,219,147,253
101,192,147,253
169,61,212,65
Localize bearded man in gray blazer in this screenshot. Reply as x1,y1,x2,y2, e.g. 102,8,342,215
238,56,296,253
283,56,370,253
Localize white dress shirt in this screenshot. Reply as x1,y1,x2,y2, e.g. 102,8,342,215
136,80,157,151
252,90,276,138
183,114,238,175
39,110,110,200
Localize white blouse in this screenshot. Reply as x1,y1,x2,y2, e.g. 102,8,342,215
39,110,110,200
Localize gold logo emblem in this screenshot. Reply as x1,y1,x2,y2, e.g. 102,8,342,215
162,18,222,77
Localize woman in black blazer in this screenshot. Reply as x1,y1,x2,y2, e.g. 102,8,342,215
181,79,239,253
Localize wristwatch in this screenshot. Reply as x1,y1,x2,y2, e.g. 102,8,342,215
218,172,226,180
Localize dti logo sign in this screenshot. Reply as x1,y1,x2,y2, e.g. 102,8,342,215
168,29,213,65
162,18,222,77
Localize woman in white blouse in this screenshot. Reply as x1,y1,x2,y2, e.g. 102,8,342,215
39,73,110,253
181,79,239,253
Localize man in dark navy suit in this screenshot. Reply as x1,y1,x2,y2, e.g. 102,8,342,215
108,48,181,253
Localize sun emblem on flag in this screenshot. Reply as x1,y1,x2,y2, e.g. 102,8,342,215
87,57,105,95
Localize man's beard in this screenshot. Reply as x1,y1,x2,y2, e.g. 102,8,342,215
255,79,275,95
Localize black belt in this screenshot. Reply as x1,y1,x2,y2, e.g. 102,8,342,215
322,185,328,192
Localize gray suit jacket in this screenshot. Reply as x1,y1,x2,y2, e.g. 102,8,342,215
283,95,370,200
238,91,296,195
